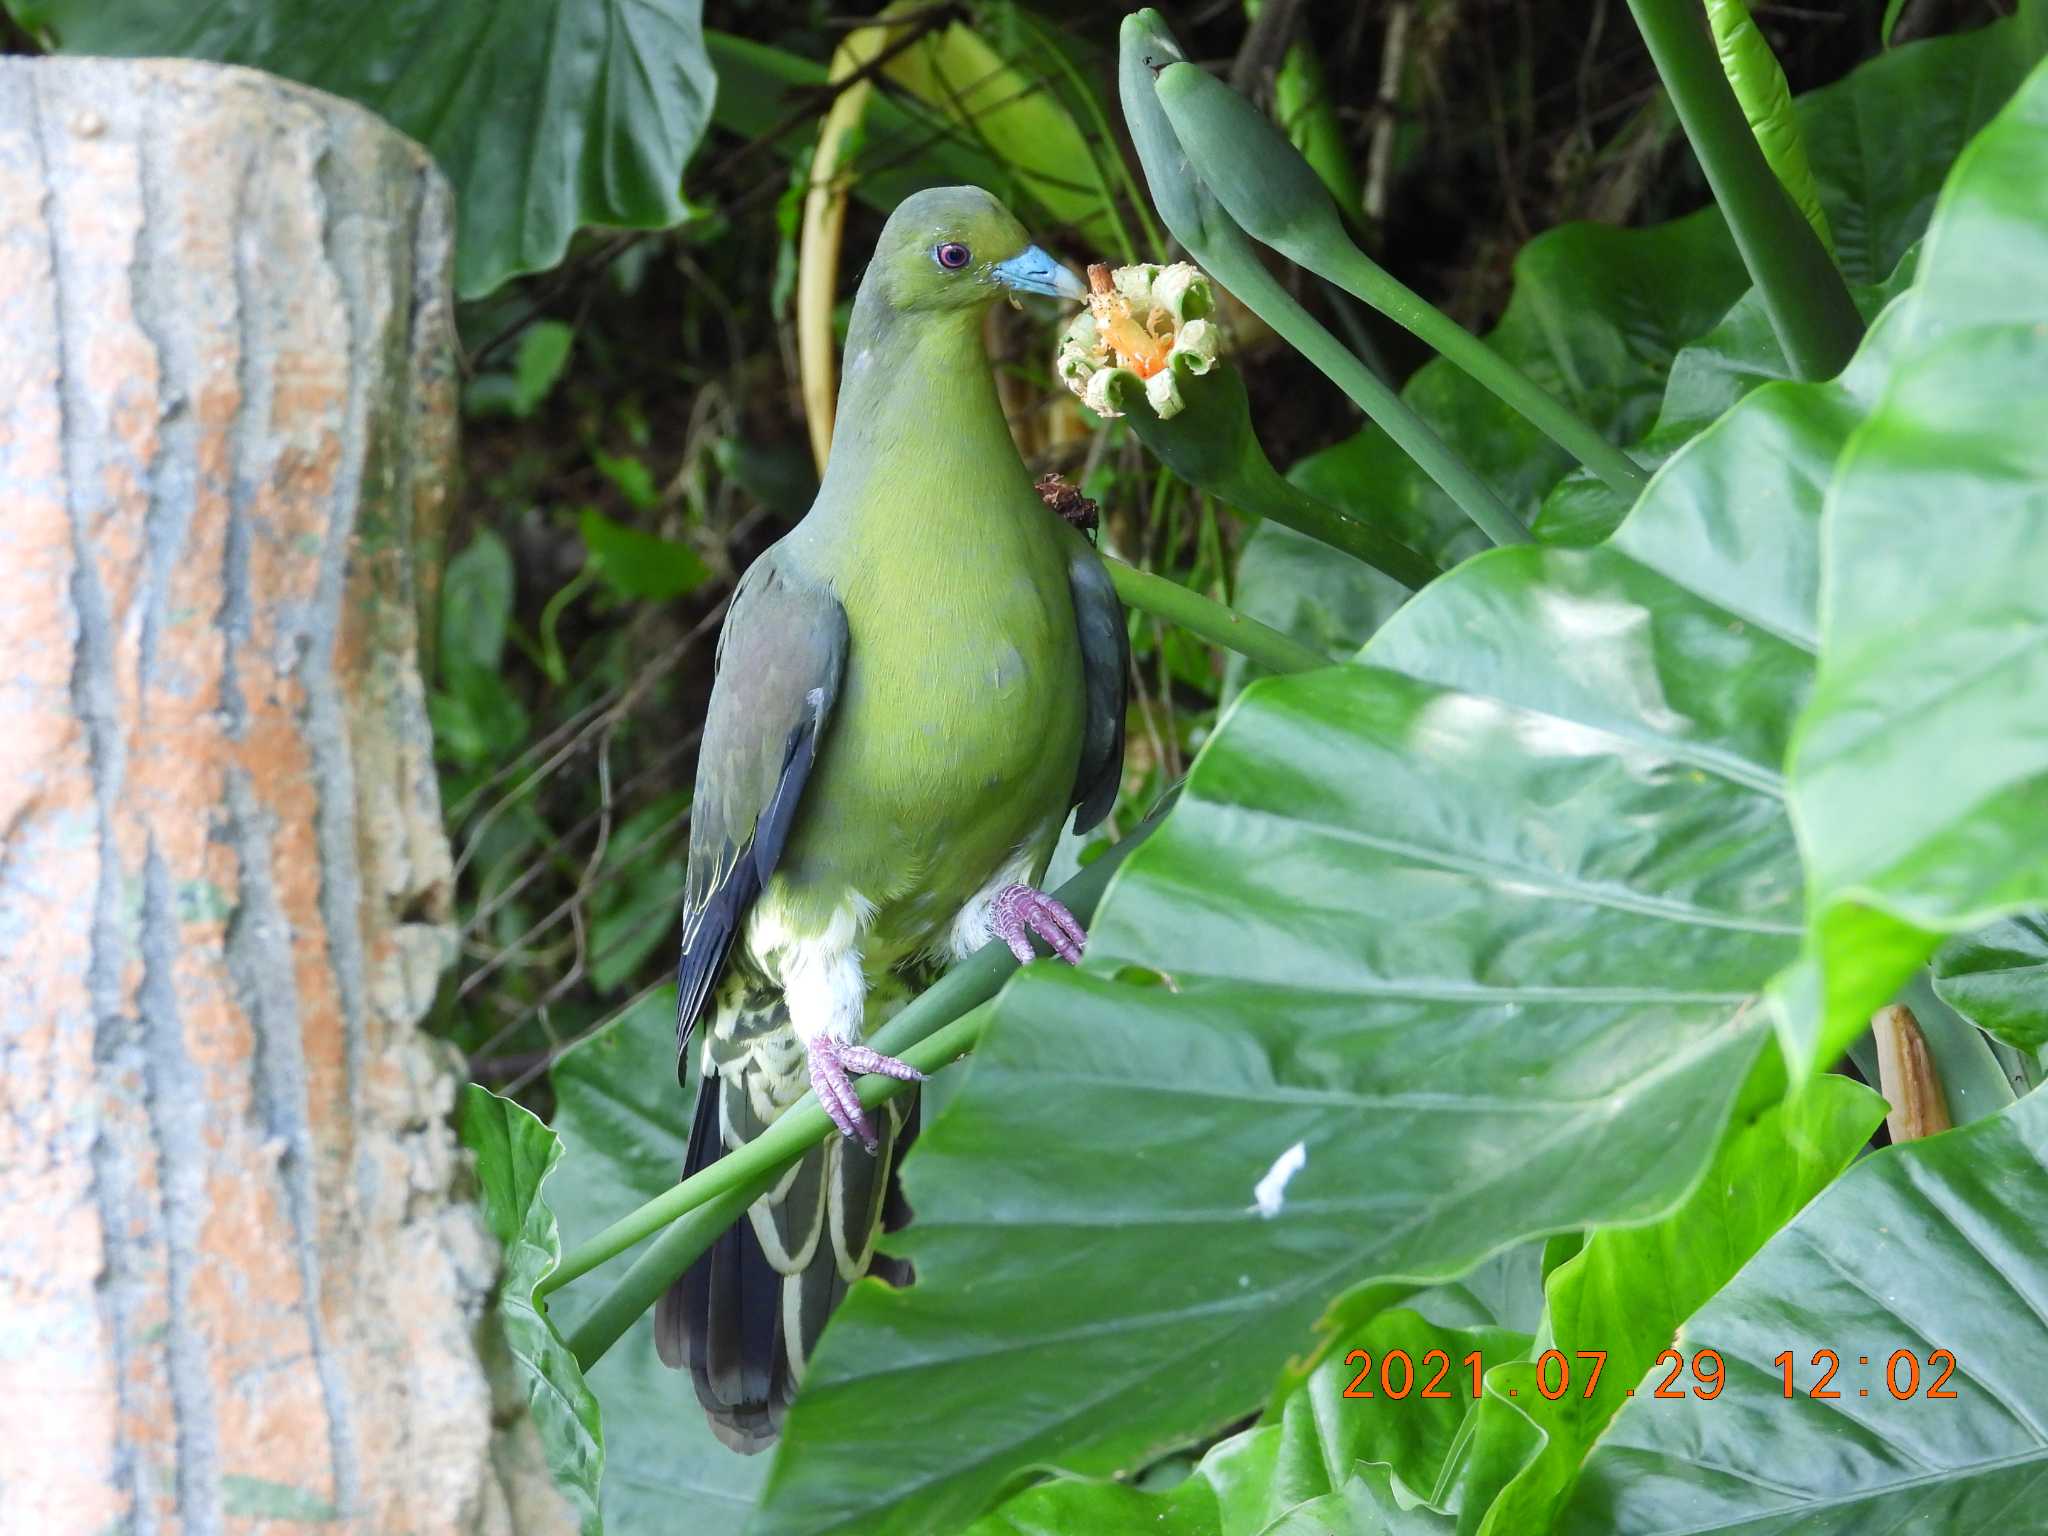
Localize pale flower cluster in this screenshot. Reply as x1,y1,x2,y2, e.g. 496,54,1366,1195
1056,261,1220,420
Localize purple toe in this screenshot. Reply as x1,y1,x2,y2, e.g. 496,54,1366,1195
992,884,1088,965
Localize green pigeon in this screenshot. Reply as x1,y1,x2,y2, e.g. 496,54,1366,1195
656,186,1128,1452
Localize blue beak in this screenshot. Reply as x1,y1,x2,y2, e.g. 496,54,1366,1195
993,245,1088,302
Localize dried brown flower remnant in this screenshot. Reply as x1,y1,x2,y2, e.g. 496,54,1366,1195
1035,472,1100,536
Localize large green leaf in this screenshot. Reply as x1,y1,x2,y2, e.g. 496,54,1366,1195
1801,15,2039,287
543,989,769,1532
460,1086,605,1535
1567,1086,2048,1531
1933,914,2048,1054
1784,55,2048,1073
967,1477,1221,1536
14,0,716,298
1533,249,1919,547
1456,1073,1885,1533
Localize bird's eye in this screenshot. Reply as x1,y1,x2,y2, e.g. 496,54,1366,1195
934,242,972,271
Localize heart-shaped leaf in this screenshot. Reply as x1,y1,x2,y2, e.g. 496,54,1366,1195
1567,1086,2048,1532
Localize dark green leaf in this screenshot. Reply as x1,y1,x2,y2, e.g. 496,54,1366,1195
1568,1088,2048,1532
514,321,576,418
1241,13,2043,652
966,1471,1220,1536
1933,914,2048,1053
17,0,716,297
1229,206,1745,677
1534,246,1920,546
459,1085,604,1535
1801,16,2038,287
441,531,517,675
579,507,711,601
1542,14,2039,544
591,449,661,513
543,990,770,1530
428,668,531,768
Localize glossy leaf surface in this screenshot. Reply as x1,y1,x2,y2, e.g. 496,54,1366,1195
1933,914,2048,1054
1569,1089,2048,1532
1786,55,2048,1071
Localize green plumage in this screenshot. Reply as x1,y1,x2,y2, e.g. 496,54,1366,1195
658,188,1125,1451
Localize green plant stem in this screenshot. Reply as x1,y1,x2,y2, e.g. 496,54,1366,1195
1113,364,1443,590
541,794,1176,1312
1152,60,1645,500
563,1002,997,1371
1105,558,1327,674
1626,0,1863,379
1229,457,1442,590
1320,246,1649,498
1206,227,1532,547
1117,10,1526,548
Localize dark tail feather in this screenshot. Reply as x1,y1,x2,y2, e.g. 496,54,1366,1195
657,1054,917,1454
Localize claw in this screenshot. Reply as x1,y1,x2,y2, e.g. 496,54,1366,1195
808,1036,925,1152
991,884,1087,966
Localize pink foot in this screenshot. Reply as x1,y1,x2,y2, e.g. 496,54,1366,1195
808,1038,924,1153
992,884,1087,966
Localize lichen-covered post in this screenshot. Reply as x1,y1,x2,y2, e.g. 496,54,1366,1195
0,60,571,1534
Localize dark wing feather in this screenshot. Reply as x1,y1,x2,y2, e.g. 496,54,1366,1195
1066,542,1130,831
673,550,848,1065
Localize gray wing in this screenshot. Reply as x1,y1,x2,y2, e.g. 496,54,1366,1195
1066,542,1129,832
674,549,848,1063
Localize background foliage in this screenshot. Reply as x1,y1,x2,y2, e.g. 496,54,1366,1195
8,2,2046,1533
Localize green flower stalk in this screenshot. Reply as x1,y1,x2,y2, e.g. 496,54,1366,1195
1626,0,1862,380
1151,59,1649,502
1119,9,1531,548
1058,260,1442,591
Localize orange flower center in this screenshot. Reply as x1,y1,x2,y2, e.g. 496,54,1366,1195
1087,263,1172,379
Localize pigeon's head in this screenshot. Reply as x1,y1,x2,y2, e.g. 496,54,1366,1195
869,186,1086,315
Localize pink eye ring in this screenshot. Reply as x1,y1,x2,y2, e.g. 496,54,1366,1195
934,242,972,270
